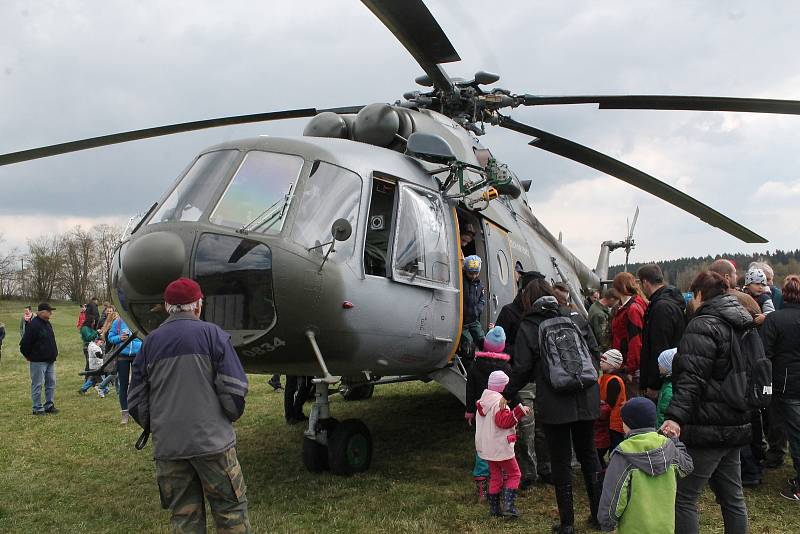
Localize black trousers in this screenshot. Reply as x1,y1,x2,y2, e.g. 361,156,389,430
284,376,311,420
543,420,601,486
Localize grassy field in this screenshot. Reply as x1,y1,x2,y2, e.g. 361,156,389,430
0,298,797,533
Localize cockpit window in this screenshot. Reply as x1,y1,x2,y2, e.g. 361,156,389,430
393,185,451,286
150,150,239,224
210,151,304,234
291,161,362,259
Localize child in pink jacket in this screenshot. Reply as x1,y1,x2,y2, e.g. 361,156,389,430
475,370,530,518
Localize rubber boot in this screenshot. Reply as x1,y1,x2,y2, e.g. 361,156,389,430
583,471,603,530
503,488,520,519
475,477,488,504
552,483,575,533
488,493,502,517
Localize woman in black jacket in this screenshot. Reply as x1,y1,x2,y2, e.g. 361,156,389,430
662,271,752,534
761,274,800,501
507,279,601,534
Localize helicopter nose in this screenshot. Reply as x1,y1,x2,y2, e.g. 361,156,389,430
122,231,186,295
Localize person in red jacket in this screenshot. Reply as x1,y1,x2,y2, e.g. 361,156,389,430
610,272,648,394
76,304,86,330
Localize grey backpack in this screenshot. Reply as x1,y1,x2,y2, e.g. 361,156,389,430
538,316,598,392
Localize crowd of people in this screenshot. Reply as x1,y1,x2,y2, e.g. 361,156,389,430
463,255,800,533
9,248,800,533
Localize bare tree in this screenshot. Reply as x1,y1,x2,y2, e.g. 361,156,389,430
94,224,124,301
61,226,96,304
0,234,19,298
27,234,66,301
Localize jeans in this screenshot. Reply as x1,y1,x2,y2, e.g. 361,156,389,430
778,397,800,482
116,359,132,410
675,446,748,534
29,361,56,412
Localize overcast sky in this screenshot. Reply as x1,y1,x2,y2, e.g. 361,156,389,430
2,0,799,268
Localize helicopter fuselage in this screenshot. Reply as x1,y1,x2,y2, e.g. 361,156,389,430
111,107,599,383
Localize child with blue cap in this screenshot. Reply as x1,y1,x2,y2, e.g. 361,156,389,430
465,326,512,506
462,255,486,356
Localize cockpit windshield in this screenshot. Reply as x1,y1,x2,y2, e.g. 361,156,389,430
150,150,239,224
210,151,305,234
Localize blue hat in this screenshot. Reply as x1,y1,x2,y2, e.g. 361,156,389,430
658,348,677,377
621,397,657,431
463,255,482,273
483,326,506,353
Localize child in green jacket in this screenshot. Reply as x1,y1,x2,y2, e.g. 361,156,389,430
656,348,676,427
597,397,693,534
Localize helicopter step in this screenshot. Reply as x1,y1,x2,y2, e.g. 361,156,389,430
427,357,468,405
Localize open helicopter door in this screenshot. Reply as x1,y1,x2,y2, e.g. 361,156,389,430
482,220,517,325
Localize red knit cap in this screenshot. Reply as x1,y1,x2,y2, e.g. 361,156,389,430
164,278,203,305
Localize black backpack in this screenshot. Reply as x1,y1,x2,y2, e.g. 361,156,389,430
538,316,598,392
720,323,772,411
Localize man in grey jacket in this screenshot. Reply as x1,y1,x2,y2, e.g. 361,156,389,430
128,277,250,533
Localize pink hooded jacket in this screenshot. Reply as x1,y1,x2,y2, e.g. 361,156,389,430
474,389,527,461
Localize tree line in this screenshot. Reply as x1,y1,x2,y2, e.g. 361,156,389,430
610,249,800,291
0,224,124,304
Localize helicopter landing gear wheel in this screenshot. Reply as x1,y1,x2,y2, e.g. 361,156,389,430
302,437,328,473
341,383,375,401
302,418,338,472
328,419,373,475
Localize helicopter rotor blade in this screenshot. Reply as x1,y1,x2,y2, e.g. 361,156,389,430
518,94,800,115
497,115,767,244
361,0,459,92
0,106,365,167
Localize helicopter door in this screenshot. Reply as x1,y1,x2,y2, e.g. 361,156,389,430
482,220,516,325
391,183,456,344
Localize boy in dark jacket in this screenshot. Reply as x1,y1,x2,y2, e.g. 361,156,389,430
465,326,512,504
598,398,693,533
461,255,486,356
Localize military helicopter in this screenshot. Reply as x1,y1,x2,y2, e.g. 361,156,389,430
3,0,800,476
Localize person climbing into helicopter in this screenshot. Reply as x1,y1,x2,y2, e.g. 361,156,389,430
461,255,486,360
460,223,478,258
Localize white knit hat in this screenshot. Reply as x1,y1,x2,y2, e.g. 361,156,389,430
601,349,623,370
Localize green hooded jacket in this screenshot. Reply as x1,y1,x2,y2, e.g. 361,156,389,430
597,429,693,533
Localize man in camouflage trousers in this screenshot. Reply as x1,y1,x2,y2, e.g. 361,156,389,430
128,278,250,533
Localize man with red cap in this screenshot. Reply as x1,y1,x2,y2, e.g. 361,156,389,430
128,277,251,533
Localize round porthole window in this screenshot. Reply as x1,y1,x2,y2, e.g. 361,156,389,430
497,249,509,285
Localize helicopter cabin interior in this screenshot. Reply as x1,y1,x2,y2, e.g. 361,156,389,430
457,208,490,327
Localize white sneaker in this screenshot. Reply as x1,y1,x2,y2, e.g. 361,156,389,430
120,410,129,424
94,386,106,398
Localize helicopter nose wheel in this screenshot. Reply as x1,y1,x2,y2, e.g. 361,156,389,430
303,380,373,475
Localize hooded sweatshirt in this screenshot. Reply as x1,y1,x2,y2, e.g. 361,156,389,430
474,389,527,461
598,429,693,533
